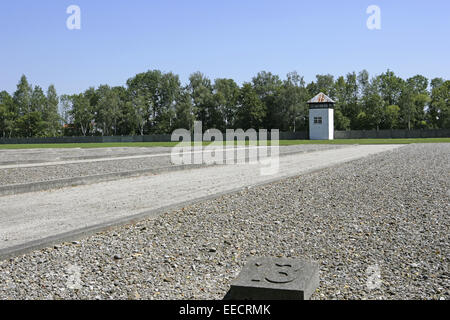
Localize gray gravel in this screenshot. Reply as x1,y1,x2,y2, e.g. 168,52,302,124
0,143,448,300
0,156,173,186
0,145,346,186
0,147,174,165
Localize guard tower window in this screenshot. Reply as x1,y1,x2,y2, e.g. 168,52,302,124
314,117,323,124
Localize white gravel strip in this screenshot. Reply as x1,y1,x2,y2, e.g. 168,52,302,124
0,144,399,253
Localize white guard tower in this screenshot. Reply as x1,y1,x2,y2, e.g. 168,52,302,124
308,92,335,140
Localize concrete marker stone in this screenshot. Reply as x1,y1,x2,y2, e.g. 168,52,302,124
229,257,319,300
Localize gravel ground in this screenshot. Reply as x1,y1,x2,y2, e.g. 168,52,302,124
0,156,173,186
0,147,174,164
0,143,448,300
0,145,346,186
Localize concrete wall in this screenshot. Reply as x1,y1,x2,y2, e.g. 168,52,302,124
334,129,450,139
328,109,334,140
309,108,334,140
0,135,173,144
0,129,448,144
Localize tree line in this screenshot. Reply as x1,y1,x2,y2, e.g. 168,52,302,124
0,70,449,138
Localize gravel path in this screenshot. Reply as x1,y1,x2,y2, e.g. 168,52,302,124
0,143,448,300
0,145,346,186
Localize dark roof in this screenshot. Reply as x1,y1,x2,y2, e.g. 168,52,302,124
307,92,335,104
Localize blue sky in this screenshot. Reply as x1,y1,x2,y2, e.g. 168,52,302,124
0,0,449,95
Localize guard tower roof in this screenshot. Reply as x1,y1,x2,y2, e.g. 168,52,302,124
307,92,335,104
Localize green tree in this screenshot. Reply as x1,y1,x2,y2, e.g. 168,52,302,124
126,95,147,135
110,86,129,135
344,72,360,124
127,70,161,133
13,75,32,116
173,89,195,131
384,105,400,129
1,70,447,136
430,78,444,91
308,74,335,98
357,70,370,98
153,72,181,133
127,70,182,133
333,76,351,130
411,93,431,128
0,91,16,138
213,78,240,130
354,111,371,130
398,84,414,129
235,83,266,129
45,85,61,136
277,72,308,132
378,70,404,106
13,75,33,137
15,85,47,137
70,93,94,136
334,109,351,130
15,112,46,138
407,75,428,95
399,75,430,129
95,85,120,136
252,71,283,129
429,81,450,129
188,72,217,130
113,86,130,135
362,77,384,130
31,86,47,113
